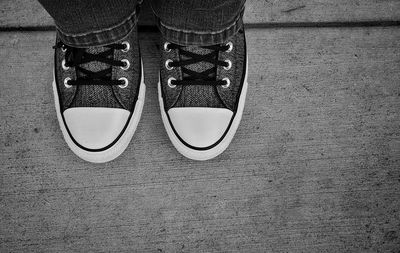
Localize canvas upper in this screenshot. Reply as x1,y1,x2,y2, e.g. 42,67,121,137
54,27,142,113
159,28,246,112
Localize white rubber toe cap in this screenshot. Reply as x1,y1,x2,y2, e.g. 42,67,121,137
63,107,130,150
168,107,233,148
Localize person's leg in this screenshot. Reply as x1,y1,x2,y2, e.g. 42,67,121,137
38,0,140,47
150,0,245,46
152,0,248,160
39,0,145,163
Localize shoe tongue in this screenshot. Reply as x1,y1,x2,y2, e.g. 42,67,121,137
180,46,216,80
75,46,112,79
70,46,121,109
174,45,224,108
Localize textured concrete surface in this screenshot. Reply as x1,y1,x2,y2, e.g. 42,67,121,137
1,27,400,252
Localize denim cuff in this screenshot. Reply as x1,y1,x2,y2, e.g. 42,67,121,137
56,5,140,48
156,8,244,46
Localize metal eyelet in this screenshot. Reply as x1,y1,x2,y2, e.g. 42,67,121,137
225,42,233,52
61,45,67,53
223,60,232,70
62,59,69,70
64,77,72,88
118,77,128,88
222,78,230,88
121,41,130,52
120,59,130,70
165,59,174,70
163,42,171,52
167,77,176,88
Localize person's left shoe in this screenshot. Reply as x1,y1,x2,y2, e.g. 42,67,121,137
158,28,248,161
52,27,145,163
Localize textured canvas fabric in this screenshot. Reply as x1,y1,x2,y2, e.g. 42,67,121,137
174,46,225,108
160,38,184,109
69,46,121,109
160,28,246,112
111,27,141,111
216,28,246,111
54,26,141,112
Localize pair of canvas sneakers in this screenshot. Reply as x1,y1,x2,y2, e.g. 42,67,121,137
52,26,248,163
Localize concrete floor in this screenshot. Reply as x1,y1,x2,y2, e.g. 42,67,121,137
1,1,400,252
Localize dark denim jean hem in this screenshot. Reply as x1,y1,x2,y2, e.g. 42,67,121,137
156,8,244,46
56,8,139,48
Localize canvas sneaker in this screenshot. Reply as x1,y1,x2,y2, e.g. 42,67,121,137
52,27,145,163
158,28,248,160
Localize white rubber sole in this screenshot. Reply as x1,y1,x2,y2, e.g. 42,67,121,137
158,54,248,161
52,62,145,163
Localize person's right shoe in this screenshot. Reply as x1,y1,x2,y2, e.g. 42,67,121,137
158,28,248,161
52,27,145,163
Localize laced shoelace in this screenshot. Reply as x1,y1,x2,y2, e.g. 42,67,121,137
165,43,231,87
53,42,128,86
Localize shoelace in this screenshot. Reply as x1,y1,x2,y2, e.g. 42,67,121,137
166,43,231,86
53,42,128,86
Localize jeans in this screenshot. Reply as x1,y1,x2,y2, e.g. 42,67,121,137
37,0,246,47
